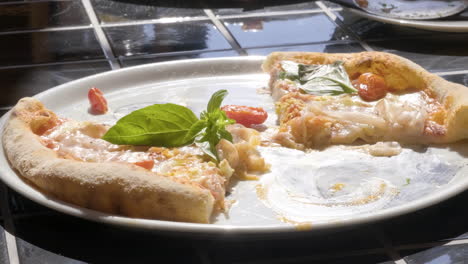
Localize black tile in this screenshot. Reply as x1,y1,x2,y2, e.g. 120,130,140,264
0,223,8,264
246,42,365,55
368,35,468,73
439,8,468,21
0,29,105,67
322,0,342,9
0,61,111,106
300,254,393,264
334,10,442,41
9,188,58,216
17,238,85,264
104,22,231,58
208,226,383,263
213,2,320,17
0,185,6,217
215,254,394,264
0,1,89,32
120,50,239,67
381,190,468,246
402,244,468,264
0,0,73,1
222,13,350,49
91,0,207,24
14,214,202,263
442,74,468,87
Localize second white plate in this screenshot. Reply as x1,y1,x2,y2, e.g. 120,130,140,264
349,8,468,32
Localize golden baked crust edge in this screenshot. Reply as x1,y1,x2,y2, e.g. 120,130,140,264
262,51,468,143
2,98,215,223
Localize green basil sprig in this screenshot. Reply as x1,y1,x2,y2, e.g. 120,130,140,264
279,60,357,96
102,90,234,161
183,90,235,160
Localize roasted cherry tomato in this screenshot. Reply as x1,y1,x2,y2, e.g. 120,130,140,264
353,73,388,101
134,160,155,170
88,87,108,114
221,105,268,127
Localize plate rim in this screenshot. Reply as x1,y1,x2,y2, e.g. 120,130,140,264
1,56,468,234
348,8,468,32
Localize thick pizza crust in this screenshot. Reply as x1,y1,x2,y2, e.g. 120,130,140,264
2,98,215,223
263,51,468,143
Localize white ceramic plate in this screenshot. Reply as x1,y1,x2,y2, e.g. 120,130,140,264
349,8,468,32
1,57,468,234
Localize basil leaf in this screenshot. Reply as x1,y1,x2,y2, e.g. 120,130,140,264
301,76,355,96
195,100,234,161
218,126,233,143
102,103,198,147
206,89,228,114
279,60,357,96
279,61,301,82
102,89,234,162
183,119,207,143
194,137,217,161
196,110,234,160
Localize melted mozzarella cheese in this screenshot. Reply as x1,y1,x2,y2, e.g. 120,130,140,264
375,93,427,138
282,91,432,147
44,121,150,163
41,121,227,203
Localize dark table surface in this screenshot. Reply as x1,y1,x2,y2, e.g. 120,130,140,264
1,1,468,263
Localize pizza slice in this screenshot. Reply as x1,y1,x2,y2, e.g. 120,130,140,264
2,94,268,223
4,51,468,225
262,51,468,151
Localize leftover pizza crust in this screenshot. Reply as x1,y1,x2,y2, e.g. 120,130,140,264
2,98,267,223
4,51,468,224
263,51,468,148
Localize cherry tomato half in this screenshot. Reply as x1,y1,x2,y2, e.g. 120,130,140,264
221,105,268,127
353,73,388,101
134,160,155,170
88,87,108,114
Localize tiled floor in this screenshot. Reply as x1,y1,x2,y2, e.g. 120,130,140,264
104,21,232,57
0,0,468,263
0,29,104,67
221,13,350,48
0,61,111,106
